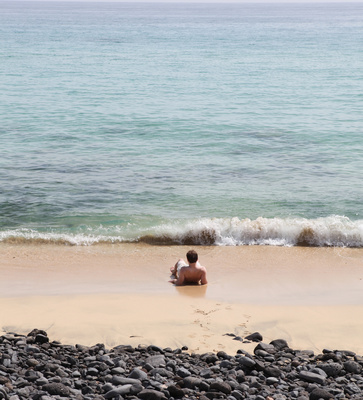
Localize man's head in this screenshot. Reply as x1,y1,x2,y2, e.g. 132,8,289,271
186,250,198,264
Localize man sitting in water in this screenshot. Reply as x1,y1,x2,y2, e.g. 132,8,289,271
170,250,208,286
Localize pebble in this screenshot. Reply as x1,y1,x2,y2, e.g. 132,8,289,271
0,330,362,400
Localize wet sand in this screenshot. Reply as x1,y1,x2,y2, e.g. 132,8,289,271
0,243,362,354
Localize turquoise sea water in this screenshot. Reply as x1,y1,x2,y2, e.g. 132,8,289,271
1,1,363,246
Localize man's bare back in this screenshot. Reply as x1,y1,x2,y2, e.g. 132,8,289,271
170,250,208,286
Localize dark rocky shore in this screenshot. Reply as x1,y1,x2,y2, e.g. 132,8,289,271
1,330,362,400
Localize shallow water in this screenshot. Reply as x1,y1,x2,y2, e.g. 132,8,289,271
1,2,363,246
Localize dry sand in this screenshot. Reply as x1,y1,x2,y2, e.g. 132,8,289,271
0,243,362,355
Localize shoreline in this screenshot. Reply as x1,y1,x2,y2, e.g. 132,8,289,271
1,243,362,355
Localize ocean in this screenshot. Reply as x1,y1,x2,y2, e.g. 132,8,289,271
1,1,363,247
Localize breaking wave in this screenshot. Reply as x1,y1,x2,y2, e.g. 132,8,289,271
1,216,363,247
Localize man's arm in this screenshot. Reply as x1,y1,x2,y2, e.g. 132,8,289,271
174,269,185,286
200,269,208,285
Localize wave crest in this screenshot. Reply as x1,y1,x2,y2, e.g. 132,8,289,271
138,216,363,247
1,216,363,247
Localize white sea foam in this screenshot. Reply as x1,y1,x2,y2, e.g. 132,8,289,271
140,215,363,247
2,215,361,247
0,228,124,246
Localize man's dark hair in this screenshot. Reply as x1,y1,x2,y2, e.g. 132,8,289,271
186,250,198,264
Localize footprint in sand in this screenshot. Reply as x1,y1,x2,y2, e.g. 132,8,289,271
194,308,219,316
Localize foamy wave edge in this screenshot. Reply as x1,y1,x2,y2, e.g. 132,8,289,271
1,216,363,247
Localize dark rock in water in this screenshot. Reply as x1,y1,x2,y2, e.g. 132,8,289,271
42,382,71,397
309,388,334,400
245,332,263,342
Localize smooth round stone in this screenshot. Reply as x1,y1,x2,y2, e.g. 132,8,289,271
309,388,334,400
130,383,144,395
17,387,30,397
343,360,362,374
266,377,279,385
270,339,289,351
209,381,232,394
99,355,114,366
298,371,325,385
42,382,71,397
264,366,282,378
111,367,126,375
231,390,244,400
35,334,49,344
25,345,40,353
176,367,191,378
254,343,276,354
183,377,202,389
26,358,39,367
238,356,256,368
138,388,167,400
128,368,148,380
112,376,141,386
147,345,164,353
200,368,212,379
245,332,263,342
102,383,114,393
36,377,49,386
104,384,132,399
145,355,166,368
167,385,184,399
86,368,99,376
318,363,342,377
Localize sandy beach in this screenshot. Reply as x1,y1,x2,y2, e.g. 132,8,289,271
0,243,362,355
